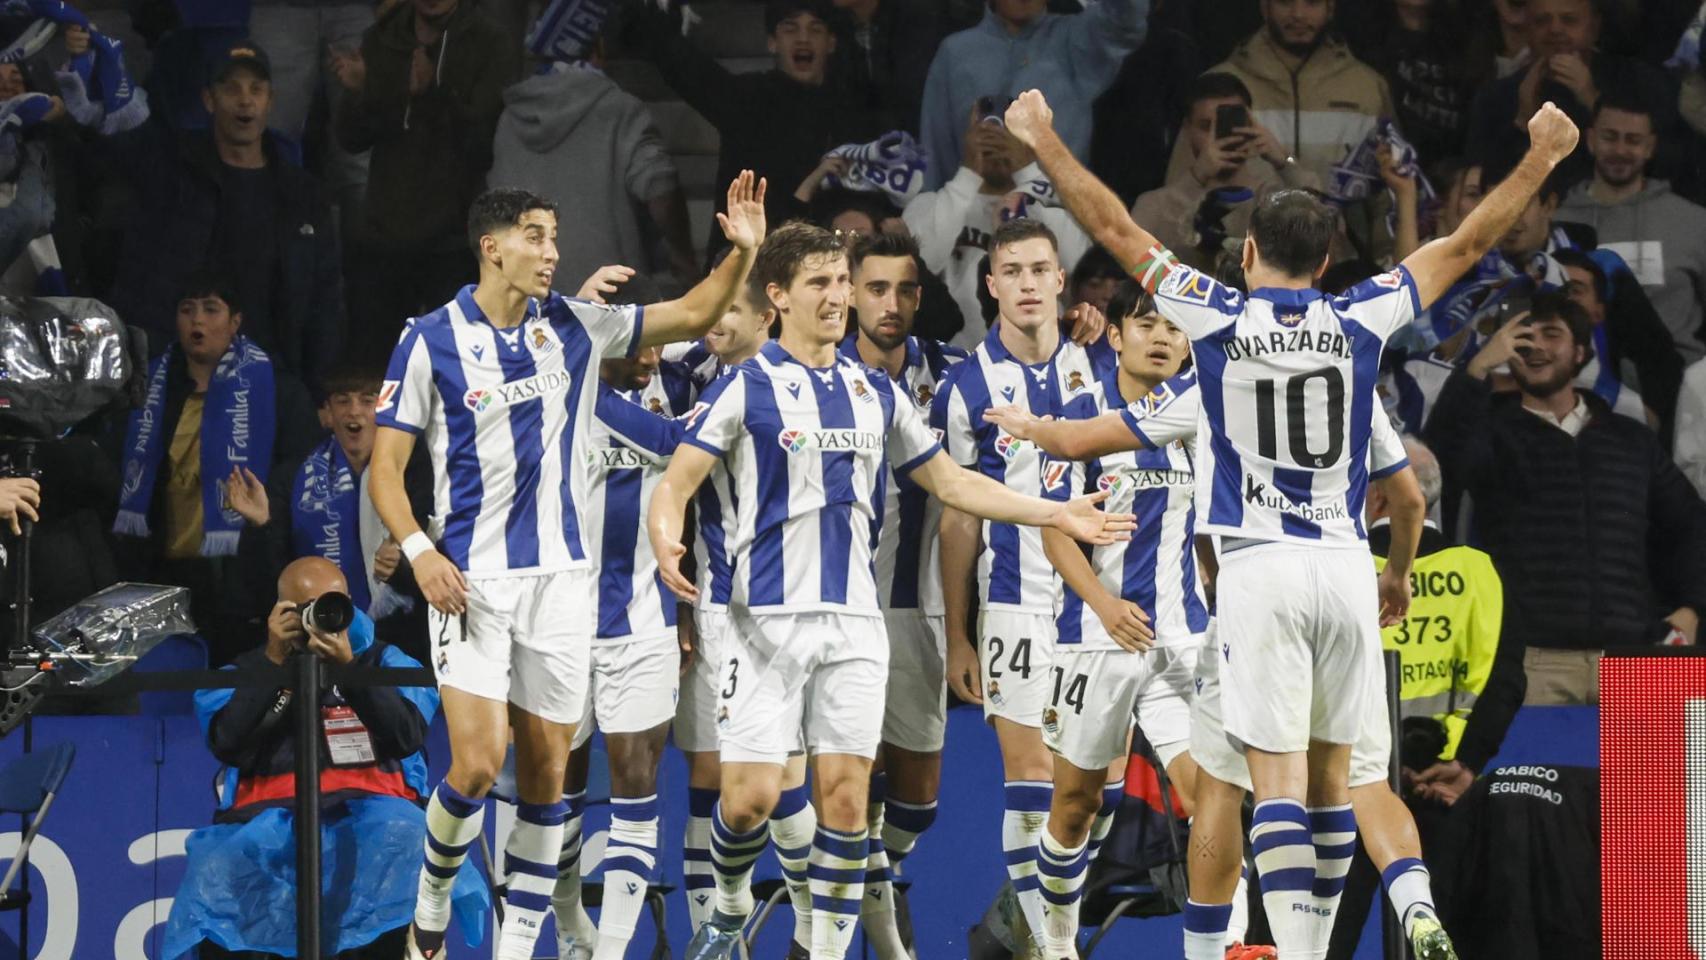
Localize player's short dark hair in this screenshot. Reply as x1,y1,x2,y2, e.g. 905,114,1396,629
1248,190,1337,278
321,360,384,398
752,220,847,309
1528,289,1597,361
1106,279,1156,326
1186,72,1253,111
849,231,922,276
1591,87,1656,129
764,0,833,33
1549,249,1609,304
174,269,242,316
989,218,1059,265
467,188,558,256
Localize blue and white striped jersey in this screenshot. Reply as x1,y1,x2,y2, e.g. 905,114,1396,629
675,350,745,613
931,326,1098,613
1056,372,1208,651
684,341,943,616
1147,257,1421,547
376,286,641,577
586,366,694,644
838,335,968,614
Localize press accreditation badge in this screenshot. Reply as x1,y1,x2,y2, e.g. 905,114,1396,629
323,704,376,766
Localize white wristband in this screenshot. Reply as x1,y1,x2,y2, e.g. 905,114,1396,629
401,532,435,564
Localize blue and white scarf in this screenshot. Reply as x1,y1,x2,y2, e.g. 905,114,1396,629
114,336,276,557
290,436,410,620
526,0,612,63
821,130,930,208
1671,1,1706,70
1326,119,1438,234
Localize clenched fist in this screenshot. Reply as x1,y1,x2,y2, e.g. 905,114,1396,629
1002,90,1054,149
1527,101,1580,166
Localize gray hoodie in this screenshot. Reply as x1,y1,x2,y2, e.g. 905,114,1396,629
1558,179,1706,363
487,65,679,294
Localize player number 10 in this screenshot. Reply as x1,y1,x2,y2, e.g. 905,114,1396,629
1254,367,1346,468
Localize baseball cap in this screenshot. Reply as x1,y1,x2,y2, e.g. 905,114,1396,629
206,39,271,86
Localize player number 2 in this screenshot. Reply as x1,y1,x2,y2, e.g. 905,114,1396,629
1051,667,1088,715
987,636,1033,679
1254,367,1346,468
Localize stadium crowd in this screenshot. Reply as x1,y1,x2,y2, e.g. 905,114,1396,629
2,0,1705,958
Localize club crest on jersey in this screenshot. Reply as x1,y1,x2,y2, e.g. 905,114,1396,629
648,397,665,414
1041,707,1060,734
464,388,493,413
853,379,874,402
1042,460,1070,491
995,433,1029,461
987,680,1004,706
376,380,399,413
530,327,555,354
1067,371,1086,392
914,383,934,408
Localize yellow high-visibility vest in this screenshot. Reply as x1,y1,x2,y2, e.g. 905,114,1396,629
1373,545,1504,761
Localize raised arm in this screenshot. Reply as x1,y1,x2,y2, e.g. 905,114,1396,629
1003,90,1163,275
908,450,1134,544
983,407,1146,460
1402,103,1579,309
638,172,767,347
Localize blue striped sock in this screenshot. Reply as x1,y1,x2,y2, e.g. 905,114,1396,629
710,802,768,919
683,787,718,927
1309,803,1357,949
1004,780,1053,948
551,790,593,943
861,782,909,959
594,794,660,957
1086,778,1124,860
1183,899,1233,960
1380,856,1437,934
1250,798,1316,957
416,782,483,935
498,800,567,960
770,784,816,945
882,796,937,865
809,825,867,960
1036,828,1089,953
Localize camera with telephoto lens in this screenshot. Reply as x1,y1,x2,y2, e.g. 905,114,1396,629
298,591,354,634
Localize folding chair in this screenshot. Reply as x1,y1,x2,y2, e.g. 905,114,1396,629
0,742,76,912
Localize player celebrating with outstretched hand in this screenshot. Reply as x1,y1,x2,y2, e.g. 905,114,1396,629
370,173,768,960
1001,88,1578,960
647,222,1134,960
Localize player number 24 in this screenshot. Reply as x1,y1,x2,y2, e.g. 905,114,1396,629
986,635,1033,680
1254,367,1346,469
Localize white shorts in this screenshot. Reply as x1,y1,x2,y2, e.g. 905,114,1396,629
673,607,728,754
572,631,682,749
1044,643,1197,772
427,568,593,725
883,610,948,753
718,609,887,765
1190,620,1392,793
978,610,1056,727
1216,545,1384,752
